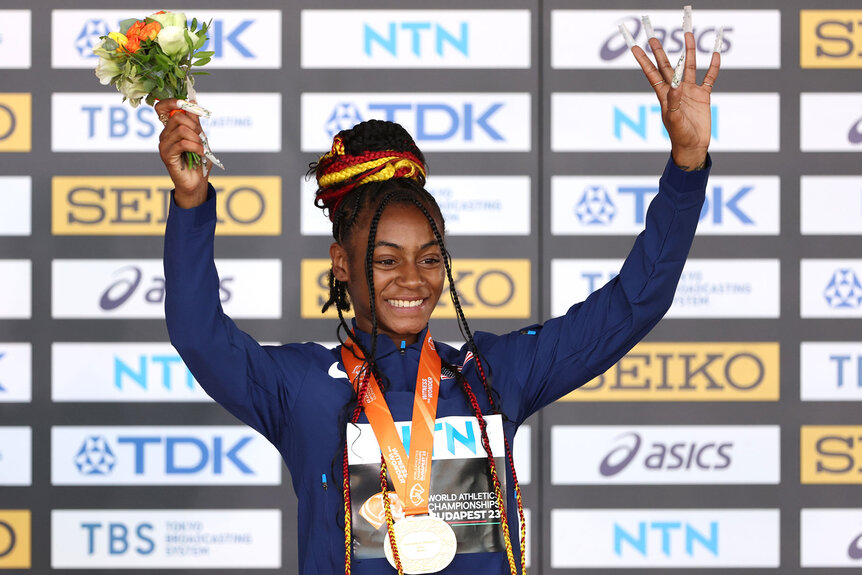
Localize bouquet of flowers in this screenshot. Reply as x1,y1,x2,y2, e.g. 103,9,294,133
93,11,222,170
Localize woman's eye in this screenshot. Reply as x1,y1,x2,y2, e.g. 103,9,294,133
376,258,396,266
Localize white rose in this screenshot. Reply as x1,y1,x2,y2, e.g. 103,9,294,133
156,26,198,59
94,55,122,85
118,77,150,108
148,11,187,28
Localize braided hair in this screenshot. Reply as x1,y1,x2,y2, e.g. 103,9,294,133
311,120,526,574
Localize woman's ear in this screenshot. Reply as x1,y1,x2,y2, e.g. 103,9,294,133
330,242,350,282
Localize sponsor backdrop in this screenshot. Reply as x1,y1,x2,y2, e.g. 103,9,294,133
0,1,857,573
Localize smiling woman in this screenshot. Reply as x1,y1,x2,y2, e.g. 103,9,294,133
158,14,719,571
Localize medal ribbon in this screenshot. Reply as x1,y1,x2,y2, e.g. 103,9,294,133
341,331,441,516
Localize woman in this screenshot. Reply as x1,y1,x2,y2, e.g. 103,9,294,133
156,24,720,575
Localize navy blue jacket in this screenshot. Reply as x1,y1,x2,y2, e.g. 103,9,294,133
163,156,709,573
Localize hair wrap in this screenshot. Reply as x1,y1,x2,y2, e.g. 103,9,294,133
314,135,427,221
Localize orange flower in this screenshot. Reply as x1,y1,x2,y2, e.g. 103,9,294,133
139,21,161,41
126,20,146,39
124,35,142,53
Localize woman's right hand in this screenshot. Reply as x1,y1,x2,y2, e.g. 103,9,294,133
155,98,211,208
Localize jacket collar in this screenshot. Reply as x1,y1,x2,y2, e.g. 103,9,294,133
348,319,430,360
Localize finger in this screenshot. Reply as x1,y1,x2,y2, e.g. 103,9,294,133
631,46,667,92
683,32,697,84
161,139,206,168
647,37,673,82
701,45,722,93
159,126,206,158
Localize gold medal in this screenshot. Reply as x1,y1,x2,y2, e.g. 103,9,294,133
383,515,457,574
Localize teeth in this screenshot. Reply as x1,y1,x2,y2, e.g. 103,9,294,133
388,299,423,308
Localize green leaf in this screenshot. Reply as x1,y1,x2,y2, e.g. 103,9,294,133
194,51,214,59
184,30,195,55
192,57,211,66
119,18,137,34
190,17,198,32
191,71,210,76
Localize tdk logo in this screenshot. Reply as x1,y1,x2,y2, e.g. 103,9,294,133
364,21,468,57
615,105,718,141
830,355,862,388
615,521,719,557
74,18,255,59
824,269,862,309
75,436,117,475
324,101,504,142
624,185,753,226
74,19,111,57
73,435,254,476
575,186,616,225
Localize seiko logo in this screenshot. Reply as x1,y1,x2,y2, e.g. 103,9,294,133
583,351,766,393
601,16,730,61
364,21,468,57
599,432,732,476
99,266,232,311
0,520,15,559
0,104,16,141
824,269,862,309
324,101,504,141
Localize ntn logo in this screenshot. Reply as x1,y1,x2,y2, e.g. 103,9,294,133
399,420,477,455
614,105,718,140
364,21,468,56
115,355,195,391
615,521,718,556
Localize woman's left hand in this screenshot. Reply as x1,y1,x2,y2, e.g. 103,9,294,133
630,26,721,171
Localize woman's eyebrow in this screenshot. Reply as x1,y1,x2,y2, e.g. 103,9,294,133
373,240,439,249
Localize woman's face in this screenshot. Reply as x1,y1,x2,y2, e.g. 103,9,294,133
330,202,446,345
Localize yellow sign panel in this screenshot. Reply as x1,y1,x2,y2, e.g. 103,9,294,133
52,176,282,235
560,342,780,402
0,510,30,569
801,426,862,484
0,94,31,152
801,11,862,68
301,258,531,319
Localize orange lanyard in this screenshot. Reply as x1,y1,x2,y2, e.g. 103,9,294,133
341,331,441,516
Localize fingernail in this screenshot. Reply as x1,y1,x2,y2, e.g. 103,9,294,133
618,23,636,49
683,5,693,34
713,26,724,53
642,16,655,39
671,53,685,87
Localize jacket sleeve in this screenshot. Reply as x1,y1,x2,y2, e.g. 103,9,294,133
163,186,307,443
480,156,710,421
